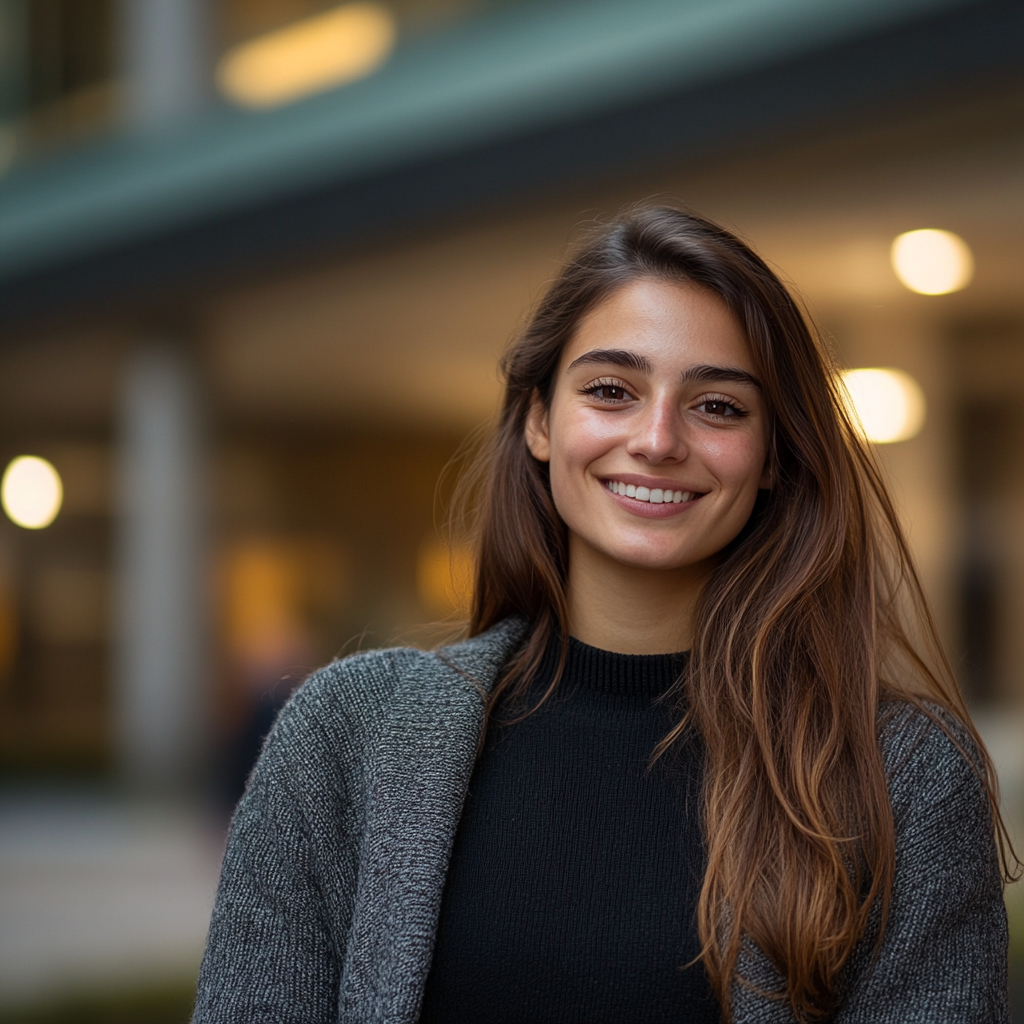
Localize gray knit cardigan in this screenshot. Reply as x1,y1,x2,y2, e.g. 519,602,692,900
193,618,1009,1023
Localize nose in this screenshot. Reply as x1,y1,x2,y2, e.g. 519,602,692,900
625,393,688,464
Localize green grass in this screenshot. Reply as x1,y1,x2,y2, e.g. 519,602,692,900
1008,881,1024,966
0,982,195,1024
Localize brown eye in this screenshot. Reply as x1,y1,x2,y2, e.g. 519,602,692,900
699,399,740,418
583,383,631,402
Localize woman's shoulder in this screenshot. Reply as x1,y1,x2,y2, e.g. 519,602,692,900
269,616,529,752
875,698,991,831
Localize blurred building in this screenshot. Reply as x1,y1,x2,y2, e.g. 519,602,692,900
0,0,1021,794
0,0,1022,1008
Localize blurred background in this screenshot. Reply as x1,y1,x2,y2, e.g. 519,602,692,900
0,0,1021,1018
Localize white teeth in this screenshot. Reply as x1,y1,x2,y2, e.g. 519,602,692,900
608,481,698,504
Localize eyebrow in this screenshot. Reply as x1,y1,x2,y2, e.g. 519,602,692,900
680,364,762,392
567,350,761,392
566,349,653,374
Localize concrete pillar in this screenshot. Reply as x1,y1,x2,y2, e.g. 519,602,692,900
114,345,207,791
118,0,211,129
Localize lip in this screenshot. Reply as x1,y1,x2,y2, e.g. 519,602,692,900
600,476,706,518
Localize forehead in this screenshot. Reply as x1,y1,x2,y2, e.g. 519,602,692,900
562,277,753,372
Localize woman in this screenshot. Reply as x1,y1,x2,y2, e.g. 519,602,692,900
193,206,1012,1023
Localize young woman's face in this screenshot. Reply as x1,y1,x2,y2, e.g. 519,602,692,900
525,277,771,574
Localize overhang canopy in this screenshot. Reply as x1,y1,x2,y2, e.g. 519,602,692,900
0,0,1019,326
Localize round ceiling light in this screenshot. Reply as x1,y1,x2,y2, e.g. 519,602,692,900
890,229,973,295
840,368,926,444
2,456,63,529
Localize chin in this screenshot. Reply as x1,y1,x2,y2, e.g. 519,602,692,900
602,540,698,572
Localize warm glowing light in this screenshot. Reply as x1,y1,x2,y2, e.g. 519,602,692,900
840,368,926,444
217,2,396,108
2,456,63,529
890,229,973,295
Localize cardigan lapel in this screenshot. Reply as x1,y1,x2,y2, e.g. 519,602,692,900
337,621,527,1024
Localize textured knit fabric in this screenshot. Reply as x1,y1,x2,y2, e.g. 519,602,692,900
419,636,719,1024
192,618,1010,1023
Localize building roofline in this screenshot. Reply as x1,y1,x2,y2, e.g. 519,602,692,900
0,0,1020,328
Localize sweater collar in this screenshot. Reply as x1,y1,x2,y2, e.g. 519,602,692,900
540,634,689,697
436,618,689,699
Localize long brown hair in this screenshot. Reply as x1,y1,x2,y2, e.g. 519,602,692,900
456,204,1011,1020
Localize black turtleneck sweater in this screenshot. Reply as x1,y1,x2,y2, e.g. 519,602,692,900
419,636,720,1024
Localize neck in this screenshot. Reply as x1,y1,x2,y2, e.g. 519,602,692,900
565,536,709,655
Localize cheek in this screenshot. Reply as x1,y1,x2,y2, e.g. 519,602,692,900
696,432,766,490
546,409,620,523
549,407,619,471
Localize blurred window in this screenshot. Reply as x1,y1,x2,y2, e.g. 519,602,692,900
1,0,117,161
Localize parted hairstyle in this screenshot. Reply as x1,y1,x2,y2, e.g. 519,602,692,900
456,204,1013,1021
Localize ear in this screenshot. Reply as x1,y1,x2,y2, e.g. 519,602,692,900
524,390,551,462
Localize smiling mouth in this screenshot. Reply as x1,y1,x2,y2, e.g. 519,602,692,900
604,480,703,504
